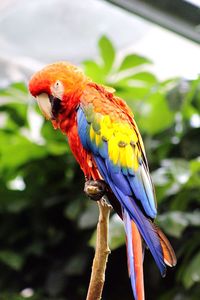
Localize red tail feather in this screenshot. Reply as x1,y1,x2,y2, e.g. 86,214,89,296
131,221,145,300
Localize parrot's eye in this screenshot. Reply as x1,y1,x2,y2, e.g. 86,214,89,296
51,80,64,99
54,80,61,89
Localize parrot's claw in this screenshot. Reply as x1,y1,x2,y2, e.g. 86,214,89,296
84,180,107,201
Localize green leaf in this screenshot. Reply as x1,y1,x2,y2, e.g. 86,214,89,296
0,194,28,213
182,252,200,288
151,159,191,204
190,158,200,174
157,211,200,238
162,159,191,185
118,54,152,71
0,250,24,270
129,71,158,84
98,35,115,74
65,254,87,275
78,201,98,229
0,131,47,171
116,71,158,86
82,60,105,83
137,92,174,134
108,214,125,250
0,82,28,102
64,198,82,221
10,82,28,93
0,103,28,128
182,76,200,119
115,86,151,102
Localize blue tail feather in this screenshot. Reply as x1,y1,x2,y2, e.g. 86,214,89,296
124,210,137,299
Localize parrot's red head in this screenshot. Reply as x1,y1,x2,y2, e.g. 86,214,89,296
29,61,88,123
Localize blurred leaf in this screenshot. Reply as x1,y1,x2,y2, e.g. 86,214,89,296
155,159,191,201
0,82,28,102
89,213,125,250
64,198,83,221
163,159,190,185
118,54,152,71
182,76,200,119
0,131,47,172
115,71,158,87
0,103,28,128
190,158,200,174
157,211,200,238
182,252,200,289
0,193,28,213
130,72,158,84
98,35,115,74
137,92,174,134
108,214,125,250
82,60,105,83
0,250,24,270
116,86,151,101
171,159,190,178
78,201,98,229
65,254,87,275
10,82,28,93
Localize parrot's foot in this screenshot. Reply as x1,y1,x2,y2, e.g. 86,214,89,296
84,180,107,201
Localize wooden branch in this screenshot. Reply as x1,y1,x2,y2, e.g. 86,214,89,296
86,198,112,300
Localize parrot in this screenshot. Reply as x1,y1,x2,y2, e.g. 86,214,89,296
29,61,176,300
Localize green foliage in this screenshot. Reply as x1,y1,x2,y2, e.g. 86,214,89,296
98,35,115,74
118,54,152,71
183,252,200,289
157,211,200,238
0,35,199,299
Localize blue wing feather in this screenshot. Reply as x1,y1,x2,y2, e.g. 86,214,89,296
77,107,89,150
77,106,166,277
95,154,166,276
127,167,157,218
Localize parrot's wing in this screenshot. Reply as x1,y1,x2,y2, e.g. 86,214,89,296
77,89,167,278
78,88,157,219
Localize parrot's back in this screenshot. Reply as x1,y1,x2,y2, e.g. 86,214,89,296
76,82,176,300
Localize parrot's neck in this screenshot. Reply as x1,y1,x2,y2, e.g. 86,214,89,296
51,91,86,168
53,102,95,179
52,91,81,133
51,89,99,180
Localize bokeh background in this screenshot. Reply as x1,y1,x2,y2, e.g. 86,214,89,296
0,0,200,299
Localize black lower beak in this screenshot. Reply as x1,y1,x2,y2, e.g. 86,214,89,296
48,95,62,119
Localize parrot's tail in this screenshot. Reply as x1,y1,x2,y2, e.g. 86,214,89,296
154,224,177,268
124,208,176,300
124,210,145,300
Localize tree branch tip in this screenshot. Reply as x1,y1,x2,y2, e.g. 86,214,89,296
104,249,111,255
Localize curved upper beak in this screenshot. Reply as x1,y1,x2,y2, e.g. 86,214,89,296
36,93,52,120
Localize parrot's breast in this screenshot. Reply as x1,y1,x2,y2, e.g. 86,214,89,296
57,109,100,180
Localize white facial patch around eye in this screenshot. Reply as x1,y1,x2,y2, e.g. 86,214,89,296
51,80,64,99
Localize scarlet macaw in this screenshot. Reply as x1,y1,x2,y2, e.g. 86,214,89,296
29,62,176,300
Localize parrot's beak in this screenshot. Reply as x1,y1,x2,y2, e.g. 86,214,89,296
36,93,52,120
